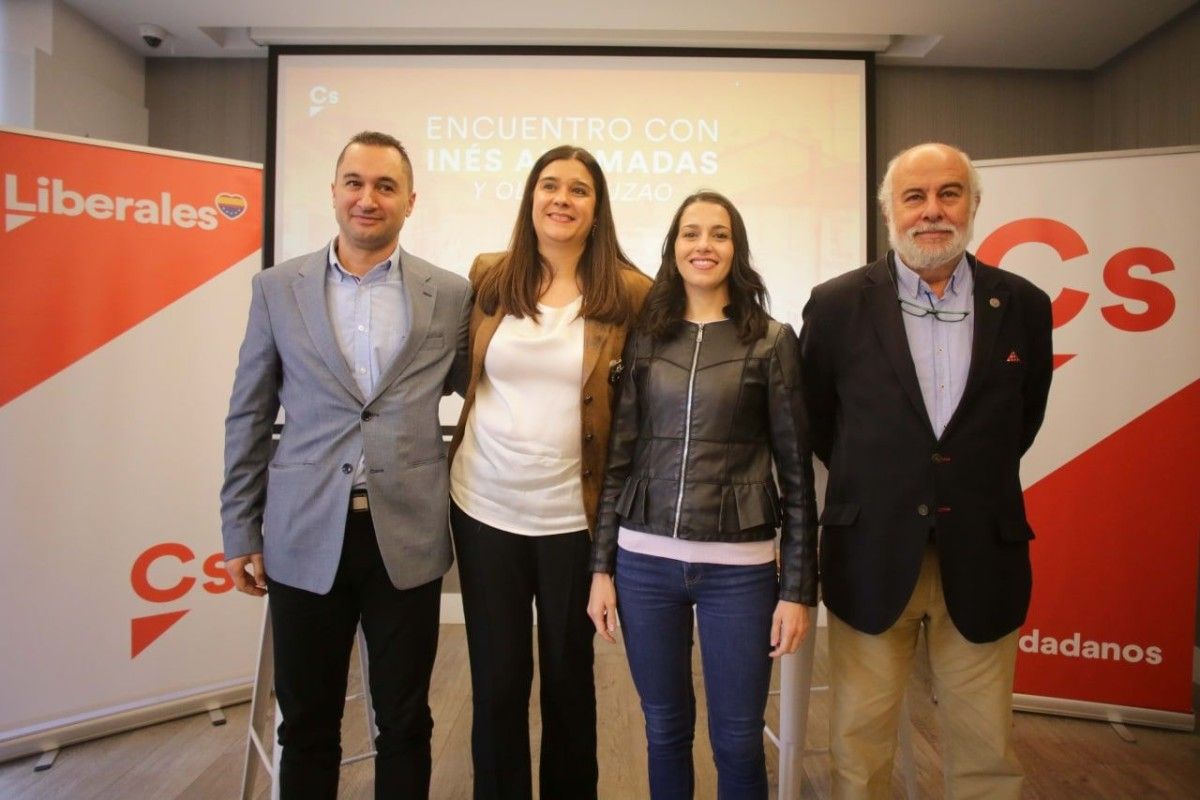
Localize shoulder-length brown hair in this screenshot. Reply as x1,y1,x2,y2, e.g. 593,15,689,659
640,190,770,344
475,145,638,325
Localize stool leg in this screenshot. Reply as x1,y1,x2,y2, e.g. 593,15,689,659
241,600,275,800
356,624,379,746
776,611,818,800
272,699,282,800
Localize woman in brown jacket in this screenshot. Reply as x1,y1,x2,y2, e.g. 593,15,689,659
447,144,651,799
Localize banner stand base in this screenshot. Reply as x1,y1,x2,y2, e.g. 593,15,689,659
1014,693,1194,732
0,680,252,764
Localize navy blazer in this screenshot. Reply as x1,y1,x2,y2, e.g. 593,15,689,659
799,252,1053,643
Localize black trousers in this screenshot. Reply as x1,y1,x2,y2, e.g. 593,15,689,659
268,507,442,800
450,501,598,800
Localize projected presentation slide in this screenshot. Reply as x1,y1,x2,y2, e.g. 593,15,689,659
274,52,868,325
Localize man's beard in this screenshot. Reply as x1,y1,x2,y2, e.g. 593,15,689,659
889,219,972,272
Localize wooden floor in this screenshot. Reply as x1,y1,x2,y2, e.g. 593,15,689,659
2,625,1197,799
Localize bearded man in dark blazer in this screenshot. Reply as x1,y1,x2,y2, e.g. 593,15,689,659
799,142,1053,800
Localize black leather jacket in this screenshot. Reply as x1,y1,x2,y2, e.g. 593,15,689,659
591,318,818,604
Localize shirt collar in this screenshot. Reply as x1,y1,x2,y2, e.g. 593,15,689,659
327,238,403,285
893,250,972,301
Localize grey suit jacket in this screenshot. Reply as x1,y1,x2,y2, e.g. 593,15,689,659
220,245,471,594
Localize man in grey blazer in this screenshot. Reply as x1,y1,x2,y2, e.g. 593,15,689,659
221,131,470,799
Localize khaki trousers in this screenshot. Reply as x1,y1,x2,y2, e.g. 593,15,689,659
828,546,1022,800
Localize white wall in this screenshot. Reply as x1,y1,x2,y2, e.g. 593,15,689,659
37,0,147,143
0,0,53,127
1,0,147,144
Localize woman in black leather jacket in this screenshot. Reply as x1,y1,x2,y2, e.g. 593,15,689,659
587,191,818,799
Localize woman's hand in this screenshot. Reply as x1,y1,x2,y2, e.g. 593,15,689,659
769,600,810,658
587,572,619,644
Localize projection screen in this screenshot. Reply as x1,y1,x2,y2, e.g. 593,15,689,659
270,48,871,337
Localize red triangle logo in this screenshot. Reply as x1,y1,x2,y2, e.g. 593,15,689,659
1052,354,1076,370
131,609,189,658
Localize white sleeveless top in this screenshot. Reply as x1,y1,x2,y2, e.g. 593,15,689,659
450,296,588,535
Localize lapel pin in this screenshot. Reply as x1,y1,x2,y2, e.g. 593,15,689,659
989,297,1001,308
608,358,625,386
1006,350,1022,364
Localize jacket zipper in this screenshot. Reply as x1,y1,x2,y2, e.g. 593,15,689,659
672,322,704,537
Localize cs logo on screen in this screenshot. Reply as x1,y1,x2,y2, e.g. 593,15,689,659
309,85,339,117
129,542,236,658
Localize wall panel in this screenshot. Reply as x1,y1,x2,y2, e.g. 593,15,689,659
1093,4,1200,151
146,58,267,163
872,66,1092,258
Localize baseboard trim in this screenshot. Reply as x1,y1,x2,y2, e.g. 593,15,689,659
0,681,251,764
1014,693,1194,731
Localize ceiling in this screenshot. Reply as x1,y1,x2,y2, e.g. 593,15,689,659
64,0,1194,70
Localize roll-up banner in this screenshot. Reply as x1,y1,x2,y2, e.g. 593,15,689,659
0,127,264,760
971,147,1199,730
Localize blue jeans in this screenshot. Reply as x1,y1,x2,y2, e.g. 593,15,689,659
616,547,777,800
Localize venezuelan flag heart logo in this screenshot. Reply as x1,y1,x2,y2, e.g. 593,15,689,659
215,192,248,220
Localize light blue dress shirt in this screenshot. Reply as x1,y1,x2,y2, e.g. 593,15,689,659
894,253,973,438
326,239,411,487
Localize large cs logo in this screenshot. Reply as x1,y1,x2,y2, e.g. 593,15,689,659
977,218,1175,369
129,543,233,657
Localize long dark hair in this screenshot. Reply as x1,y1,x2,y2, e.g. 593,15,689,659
640,191,769,343
475,145,638,325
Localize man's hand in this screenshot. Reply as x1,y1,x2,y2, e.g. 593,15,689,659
226,553,268,597
769,600,810,658
587,573,619,644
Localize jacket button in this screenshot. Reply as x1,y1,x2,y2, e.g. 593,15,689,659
584,432,594,442
917,504,930,516
582,468,592,478
583,394,594,404
361,410,374,421
341,463,353,474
